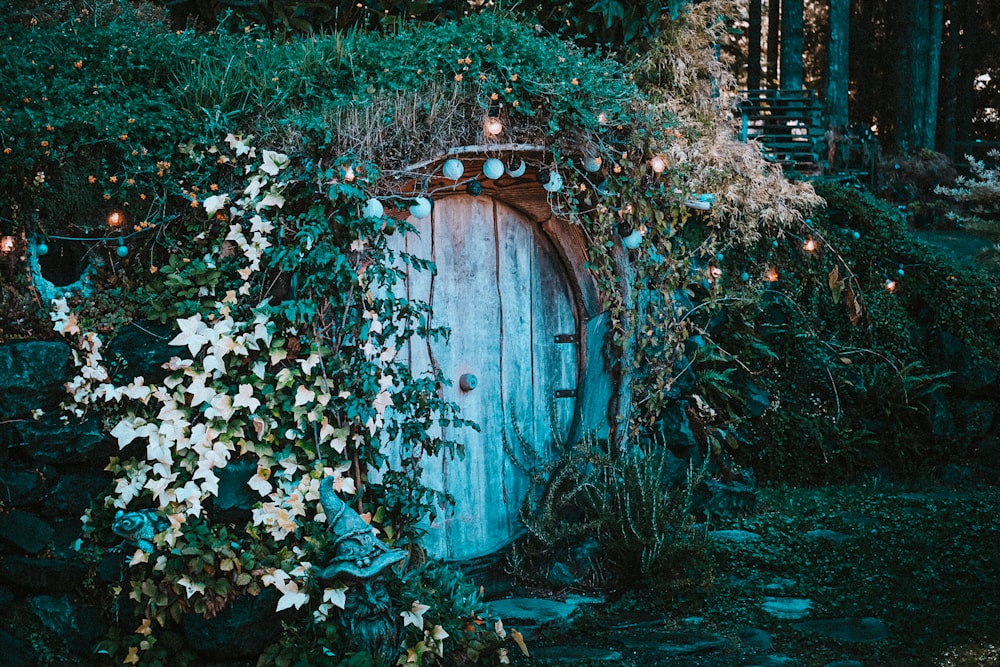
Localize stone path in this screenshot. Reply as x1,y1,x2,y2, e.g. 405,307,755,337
486,521,891,666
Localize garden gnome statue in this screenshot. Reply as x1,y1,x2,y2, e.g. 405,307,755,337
317,476,406,664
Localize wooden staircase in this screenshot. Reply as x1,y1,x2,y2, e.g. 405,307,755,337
738,89,826,174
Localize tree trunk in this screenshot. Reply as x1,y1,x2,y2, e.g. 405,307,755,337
780,0,804,90
825,0,850,128
924,0,944,149
748,0,763,90
941,1,961,157
767,0,781,88
893,0,939,151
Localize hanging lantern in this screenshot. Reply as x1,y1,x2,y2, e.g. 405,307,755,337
483,158,505,180
583,155,602,173
409,197,432,220
506,159,526,178
622,229,643,249
543,170,563,193
442,159,465,181
363,198,384,219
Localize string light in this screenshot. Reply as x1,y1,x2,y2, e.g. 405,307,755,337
649,155,667,173
765,267,780,282
803,237,817,253
483,116,504,137
1,217,17,254
884,277,897,292
0,235,14,254
107,210,125,229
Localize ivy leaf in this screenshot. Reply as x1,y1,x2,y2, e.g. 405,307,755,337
828,265,843,304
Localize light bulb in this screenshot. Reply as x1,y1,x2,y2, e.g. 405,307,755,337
107,211,124,228
483,117,503,136
649,155,667,173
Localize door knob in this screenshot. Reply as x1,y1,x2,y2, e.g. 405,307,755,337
459,373,478,391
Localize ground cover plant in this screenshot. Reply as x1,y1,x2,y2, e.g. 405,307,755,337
4,1,1000,666
0,2,824,665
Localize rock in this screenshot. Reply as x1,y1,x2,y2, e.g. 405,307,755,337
208,459,258,523
38,473,110,517
0,466,50,506
804,529,853,543
762,597,813,620
654,401,700,463
0,627,38,667
488,597,580,630
636,630,729,657
742,655,804,666
739,627,774,651
25,594,107,655
547,562,576,587
530,645,623,663
182,590,282,659
104,322,176,385
10,415,111,464
0,341,73,418
763,578,797,592
698,475,757,518
0,556,87,593
0,509,55,554
709,529,762,543
792,617,888,643
47,517,86,558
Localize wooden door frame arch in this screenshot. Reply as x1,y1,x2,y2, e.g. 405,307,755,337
389,147,616,443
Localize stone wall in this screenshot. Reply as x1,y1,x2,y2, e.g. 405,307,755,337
0,340,111,665
0,337,283,666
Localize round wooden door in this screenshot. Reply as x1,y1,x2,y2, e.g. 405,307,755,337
402,195,578,561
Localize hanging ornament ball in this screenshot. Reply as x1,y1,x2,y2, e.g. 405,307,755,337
36,242,48,256
409,197,433,219
543,170,563,193
363,198,384,219
506,159,527,178
483,158,505,180
467,179,483,196
583,155,602,173
622,230,643,249
116,243,129,258
772,239,780,249
442,158,465,181
852,231,861,240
